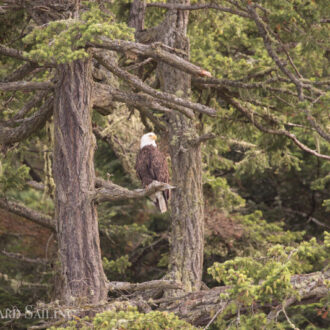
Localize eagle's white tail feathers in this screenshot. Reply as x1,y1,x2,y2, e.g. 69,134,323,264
155,191,167,213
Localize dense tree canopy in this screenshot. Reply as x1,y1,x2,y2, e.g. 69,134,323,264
0,0,329,329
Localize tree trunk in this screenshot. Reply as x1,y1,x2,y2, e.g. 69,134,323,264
53,58,108,305
158,0,204,293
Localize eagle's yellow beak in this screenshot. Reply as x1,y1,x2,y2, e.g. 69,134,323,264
151,134,157,141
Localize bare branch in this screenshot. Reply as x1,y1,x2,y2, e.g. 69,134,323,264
0,43,37,63
146,2,250,18
0,80,53,92
2,90,49,124
158,270,329,326
225,96,330,161
90,38,212,78
246,5,305,100
2,62,38,83
0,96,53,145
108,279,182,293
0,197,55,232
1,250,48,265
94,178,175,203
93,82,179,116
282,207,330,229
27,180,45,191
191,133,216,146
94,53,215,116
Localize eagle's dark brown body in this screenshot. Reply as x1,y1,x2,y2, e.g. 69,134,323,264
135,145,170,205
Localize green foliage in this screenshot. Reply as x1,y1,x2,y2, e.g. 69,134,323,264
0,155,30,196
208,232,329,327
51,308,197,330
103,255,131,276
203,171,245,211
23,3,134,64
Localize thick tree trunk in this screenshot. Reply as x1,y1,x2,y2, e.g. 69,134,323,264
53,58,108,304
158,0,204,293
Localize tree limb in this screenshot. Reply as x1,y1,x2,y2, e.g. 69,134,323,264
1,250,48,265
0,80,53,92
224,96,330,161
158,269,330,326
0,197,55,232
90,37,212,78
94,178,175,203
2,62,39,83
0,96,53,145
146,2,250,18
0,43,37,63
94,52,214,116
108,279,182,293
93,82,181,117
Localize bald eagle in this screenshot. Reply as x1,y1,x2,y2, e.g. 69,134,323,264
135,132,170,213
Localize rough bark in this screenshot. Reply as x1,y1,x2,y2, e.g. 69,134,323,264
157,0,204,294
53,58,107,305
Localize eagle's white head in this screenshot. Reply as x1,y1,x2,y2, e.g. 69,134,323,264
140,132,157,149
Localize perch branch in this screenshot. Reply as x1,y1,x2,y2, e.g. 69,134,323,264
94,178,175,203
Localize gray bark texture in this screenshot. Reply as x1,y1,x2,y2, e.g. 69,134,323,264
53,58,108,305
157,0,204,293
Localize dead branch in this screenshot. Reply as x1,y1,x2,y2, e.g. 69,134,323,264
158,270,329,326
108,279,182,293
246,5,304,100
94,53,214,116
225,96,330,161
0,80,53,92
95,178,175,203
27,180,45,191
90,37,212,78
146,2,250,18
1,250,48,265
93,82,183,117
2,62,39,83
0,197,55,232
0,96,53,145
4,90,49,124
282,207,330,229
0,43,39,64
